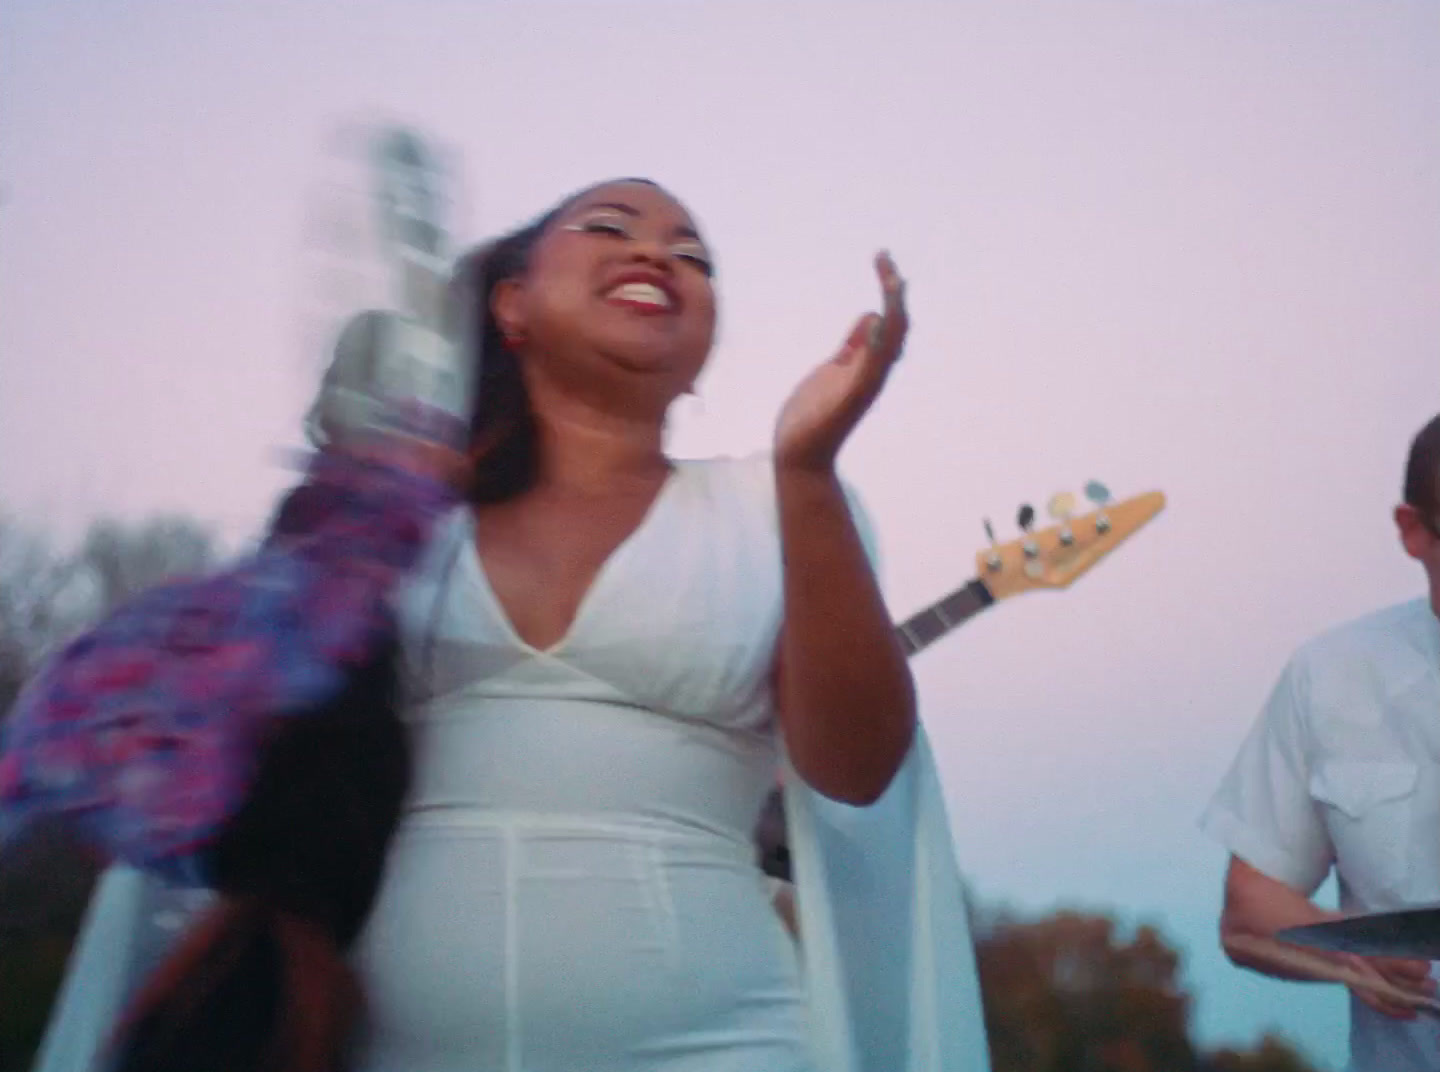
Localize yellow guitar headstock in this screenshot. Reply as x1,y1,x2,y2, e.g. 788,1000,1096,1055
975,482,1166,601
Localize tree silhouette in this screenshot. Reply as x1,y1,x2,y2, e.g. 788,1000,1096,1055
1201,1036,1323,1072
974,909,1320,1072
0,513,218,1072
0,517,88,719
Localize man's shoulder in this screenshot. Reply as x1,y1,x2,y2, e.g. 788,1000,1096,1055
1292,598,1435,671
1282,598,1436,734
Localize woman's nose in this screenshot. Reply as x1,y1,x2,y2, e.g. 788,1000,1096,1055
623,234,674,270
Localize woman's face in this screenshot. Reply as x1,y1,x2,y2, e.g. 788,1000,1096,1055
497,181,717,407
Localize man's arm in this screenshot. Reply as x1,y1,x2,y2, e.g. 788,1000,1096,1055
1220,855,1435,1019
1206,652,1437,1019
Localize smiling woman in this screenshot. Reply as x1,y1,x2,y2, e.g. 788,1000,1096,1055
19,176,988,1072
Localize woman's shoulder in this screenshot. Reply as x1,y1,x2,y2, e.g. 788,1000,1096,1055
673,451,776,501
671,453,793,535
670,453,881,567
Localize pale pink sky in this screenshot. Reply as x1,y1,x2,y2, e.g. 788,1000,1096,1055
3,2,1438,1065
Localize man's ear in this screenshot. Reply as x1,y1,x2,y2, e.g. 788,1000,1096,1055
1395,503,1433,561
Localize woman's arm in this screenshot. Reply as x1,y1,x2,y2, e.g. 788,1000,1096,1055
774,467,915,806
769,878,800,940
770,251,915,807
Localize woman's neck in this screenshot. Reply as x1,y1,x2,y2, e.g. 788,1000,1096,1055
530,394,670,494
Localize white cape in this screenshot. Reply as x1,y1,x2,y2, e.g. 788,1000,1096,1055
29,865,214,1072
785,726,992,1072
31,866,147,1072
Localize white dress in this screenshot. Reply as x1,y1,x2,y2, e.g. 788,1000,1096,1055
29,454,991,1072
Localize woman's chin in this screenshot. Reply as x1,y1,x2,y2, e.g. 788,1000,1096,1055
597,338,699,382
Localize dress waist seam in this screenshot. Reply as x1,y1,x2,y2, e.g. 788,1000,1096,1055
399,806,757,858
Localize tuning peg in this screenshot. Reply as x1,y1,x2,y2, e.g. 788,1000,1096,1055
1016,503,1040,564
1048,491,1077,546
982,519,1002,572
1085,479,1113,533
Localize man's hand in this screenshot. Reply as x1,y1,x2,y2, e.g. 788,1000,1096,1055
1221,857,1439,1019
1344,952,1437,1020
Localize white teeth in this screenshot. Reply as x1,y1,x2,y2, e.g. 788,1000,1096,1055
607,282,671,308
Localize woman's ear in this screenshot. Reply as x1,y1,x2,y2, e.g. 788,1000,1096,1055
490,278,526,344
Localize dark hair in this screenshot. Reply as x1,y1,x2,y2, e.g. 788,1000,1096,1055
1404,413,1440,524
454,178,660,504
110,640,408,1072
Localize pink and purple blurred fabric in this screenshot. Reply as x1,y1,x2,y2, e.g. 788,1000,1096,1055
0,445,458,884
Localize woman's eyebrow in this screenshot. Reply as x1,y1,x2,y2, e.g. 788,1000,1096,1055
579,201,640,217
575,200,702,241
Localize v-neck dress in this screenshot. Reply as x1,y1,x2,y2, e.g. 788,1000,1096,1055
349,452,993,1072
351,455,808,1072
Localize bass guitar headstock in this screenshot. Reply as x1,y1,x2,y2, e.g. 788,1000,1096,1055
976,481,1165,601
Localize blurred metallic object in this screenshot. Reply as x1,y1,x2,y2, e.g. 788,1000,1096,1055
1280,905,1440,960
371,128,449,277
303,123,473,452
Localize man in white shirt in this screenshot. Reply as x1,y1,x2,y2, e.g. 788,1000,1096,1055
1201,413,1440,1071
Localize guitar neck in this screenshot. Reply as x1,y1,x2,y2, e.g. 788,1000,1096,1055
894,578,995,657
758,575,998,884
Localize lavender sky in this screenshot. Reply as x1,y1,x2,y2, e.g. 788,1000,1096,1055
3,2,1438,1066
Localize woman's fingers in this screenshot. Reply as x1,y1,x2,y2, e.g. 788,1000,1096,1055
867,251,908,364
